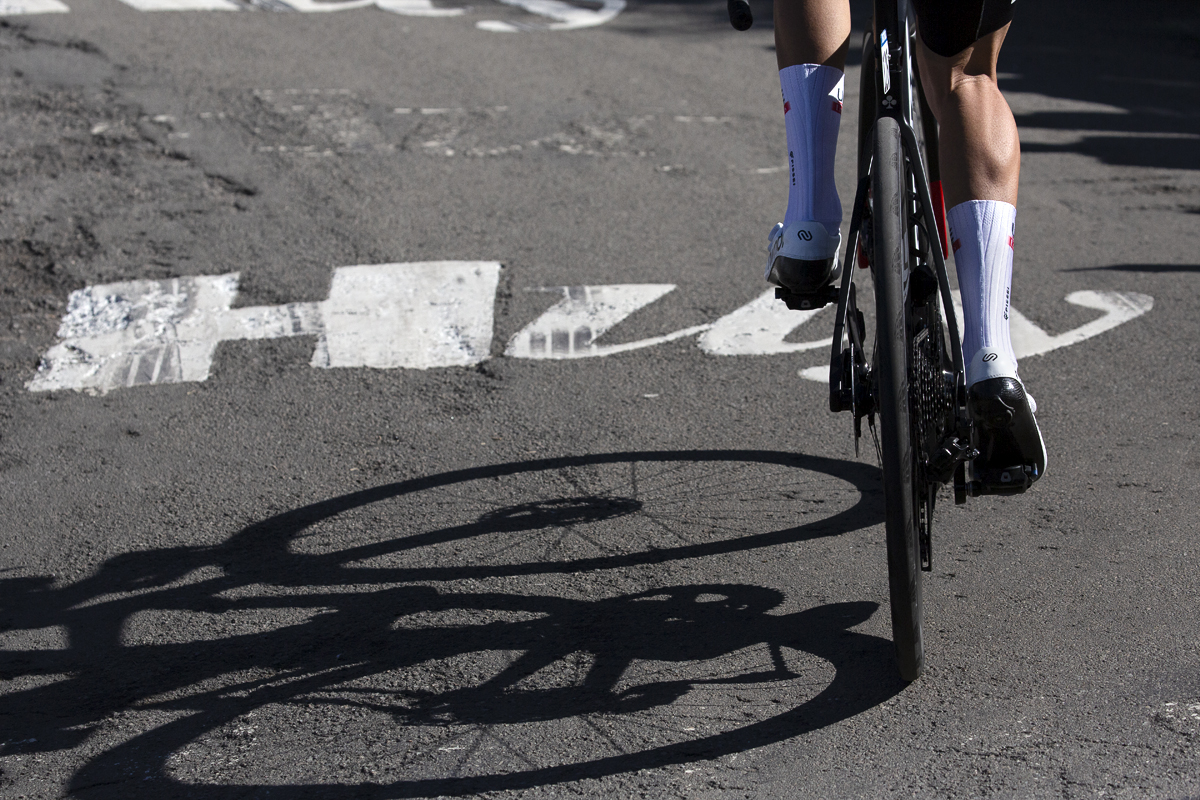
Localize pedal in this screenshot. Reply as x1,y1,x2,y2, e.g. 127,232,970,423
967,464,1037,497
775,285,838,311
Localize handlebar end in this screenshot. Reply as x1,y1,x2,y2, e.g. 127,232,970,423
727,0,752,30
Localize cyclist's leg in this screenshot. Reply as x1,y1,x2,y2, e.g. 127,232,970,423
766,0,850,292
773,0,849,70
913,13,1047,485
914,26,1018,209
916,26,1023,384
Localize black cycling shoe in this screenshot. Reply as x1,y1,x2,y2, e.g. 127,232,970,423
765,221,842,293
769,255,842,293
967,377,1047,495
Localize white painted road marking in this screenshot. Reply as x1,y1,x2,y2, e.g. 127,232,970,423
944,289,1155,359
27,265,1152,394
313,262,499,370
28,262,499,395
505,285,708,359
3,0,616,28
114,0,468,12
698,290,829,356
0,0,68,12
1158,701,1200,724
376,0,465,16
797,289,1155,383
117,0,238,10
1008,290,1155,358
476,0,623,31
507,286,833,360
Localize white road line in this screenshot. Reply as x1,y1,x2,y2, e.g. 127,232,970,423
800,289,1154,384
5,0,623,29
797,365,829,383
28,262,500,394
1012,290,1155,357
117,0,469,12
698,289,830,356
0,0,69,13
86,0,616,27
116,0,238,10
27,267,1153,395
272,0,373,12
476,0,624,31
30,274,247,393
505,284,688,359
942,289,1155,359
1158,701,1200,723
312,261,499,369
376,0,465,15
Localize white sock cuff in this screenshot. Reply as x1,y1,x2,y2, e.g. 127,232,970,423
946,200,1016,259
778,64,845,102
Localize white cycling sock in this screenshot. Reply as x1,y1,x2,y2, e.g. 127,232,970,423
780,64,844,235
947,200,1019,386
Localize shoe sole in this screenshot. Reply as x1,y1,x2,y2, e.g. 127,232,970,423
767,255,841,294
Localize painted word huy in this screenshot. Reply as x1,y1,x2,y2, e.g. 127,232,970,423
27,260,1154,395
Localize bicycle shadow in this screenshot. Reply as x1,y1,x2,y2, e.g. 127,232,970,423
0,449,902,798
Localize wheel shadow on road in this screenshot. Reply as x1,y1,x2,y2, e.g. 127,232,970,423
0,449,905,798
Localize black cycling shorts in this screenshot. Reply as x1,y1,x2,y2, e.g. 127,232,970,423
911,0,1015,57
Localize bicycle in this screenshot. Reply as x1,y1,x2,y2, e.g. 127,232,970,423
730,0,998,681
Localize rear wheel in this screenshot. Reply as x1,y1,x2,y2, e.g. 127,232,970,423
870,116,924,682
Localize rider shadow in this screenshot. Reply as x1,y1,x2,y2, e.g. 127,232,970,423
0,449,901,798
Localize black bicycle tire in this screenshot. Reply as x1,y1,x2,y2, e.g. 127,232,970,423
871,115,925,682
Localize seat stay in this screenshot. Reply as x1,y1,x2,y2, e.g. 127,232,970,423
828,172,872,413
896,119,964,385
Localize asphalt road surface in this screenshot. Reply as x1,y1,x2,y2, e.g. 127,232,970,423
1,0,1199,797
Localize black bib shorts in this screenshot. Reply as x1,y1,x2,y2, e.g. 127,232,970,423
911,0,1016,57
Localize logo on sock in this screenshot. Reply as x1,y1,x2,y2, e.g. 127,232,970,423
783,100,790,114
952,238,961,253
797,229,812,241
983,352,999,362
1007,235,1014,248
831,100,842,114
